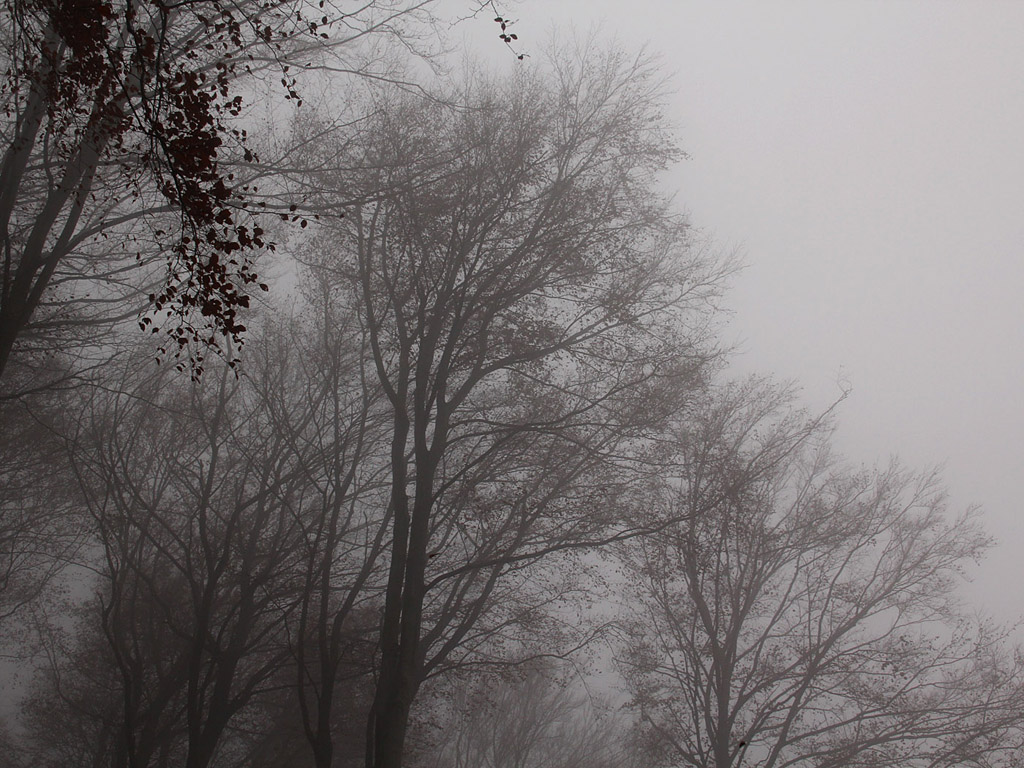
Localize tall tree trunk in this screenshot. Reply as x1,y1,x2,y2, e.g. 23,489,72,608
367,391,445,768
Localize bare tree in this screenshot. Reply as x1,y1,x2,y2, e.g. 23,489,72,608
0,398,82,632
12,292,389,768
17,601,132,768
620,379,1024,768
312,43,730,768
60,349,319,768
250,265,392,768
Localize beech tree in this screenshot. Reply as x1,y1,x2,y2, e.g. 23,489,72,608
621,379,1024,768
309,44,730,768
0,0,442,388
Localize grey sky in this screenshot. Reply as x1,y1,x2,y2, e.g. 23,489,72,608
465,1,1024,618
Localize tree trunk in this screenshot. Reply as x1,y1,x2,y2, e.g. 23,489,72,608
366,401,443,768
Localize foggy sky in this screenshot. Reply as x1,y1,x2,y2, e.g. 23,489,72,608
468,0,1024,619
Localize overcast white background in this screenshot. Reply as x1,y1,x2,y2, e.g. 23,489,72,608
461,1,1024,620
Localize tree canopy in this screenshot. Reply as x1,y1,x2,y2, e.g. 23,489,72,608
2,14,1023,768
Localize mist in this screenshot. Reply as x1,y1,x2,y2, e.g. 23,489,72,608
2,2,1022,767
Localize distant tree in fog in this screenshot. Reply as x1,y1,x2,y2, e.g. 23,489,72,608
0,398,81,634
56,351,316,768
19,602,132,768
15,299,388,768
424,662,629,768
254,269,390,768
620,379,1024,768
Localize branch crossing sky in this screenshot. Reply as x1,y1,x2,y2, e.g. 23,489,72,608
462,0,1024,620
